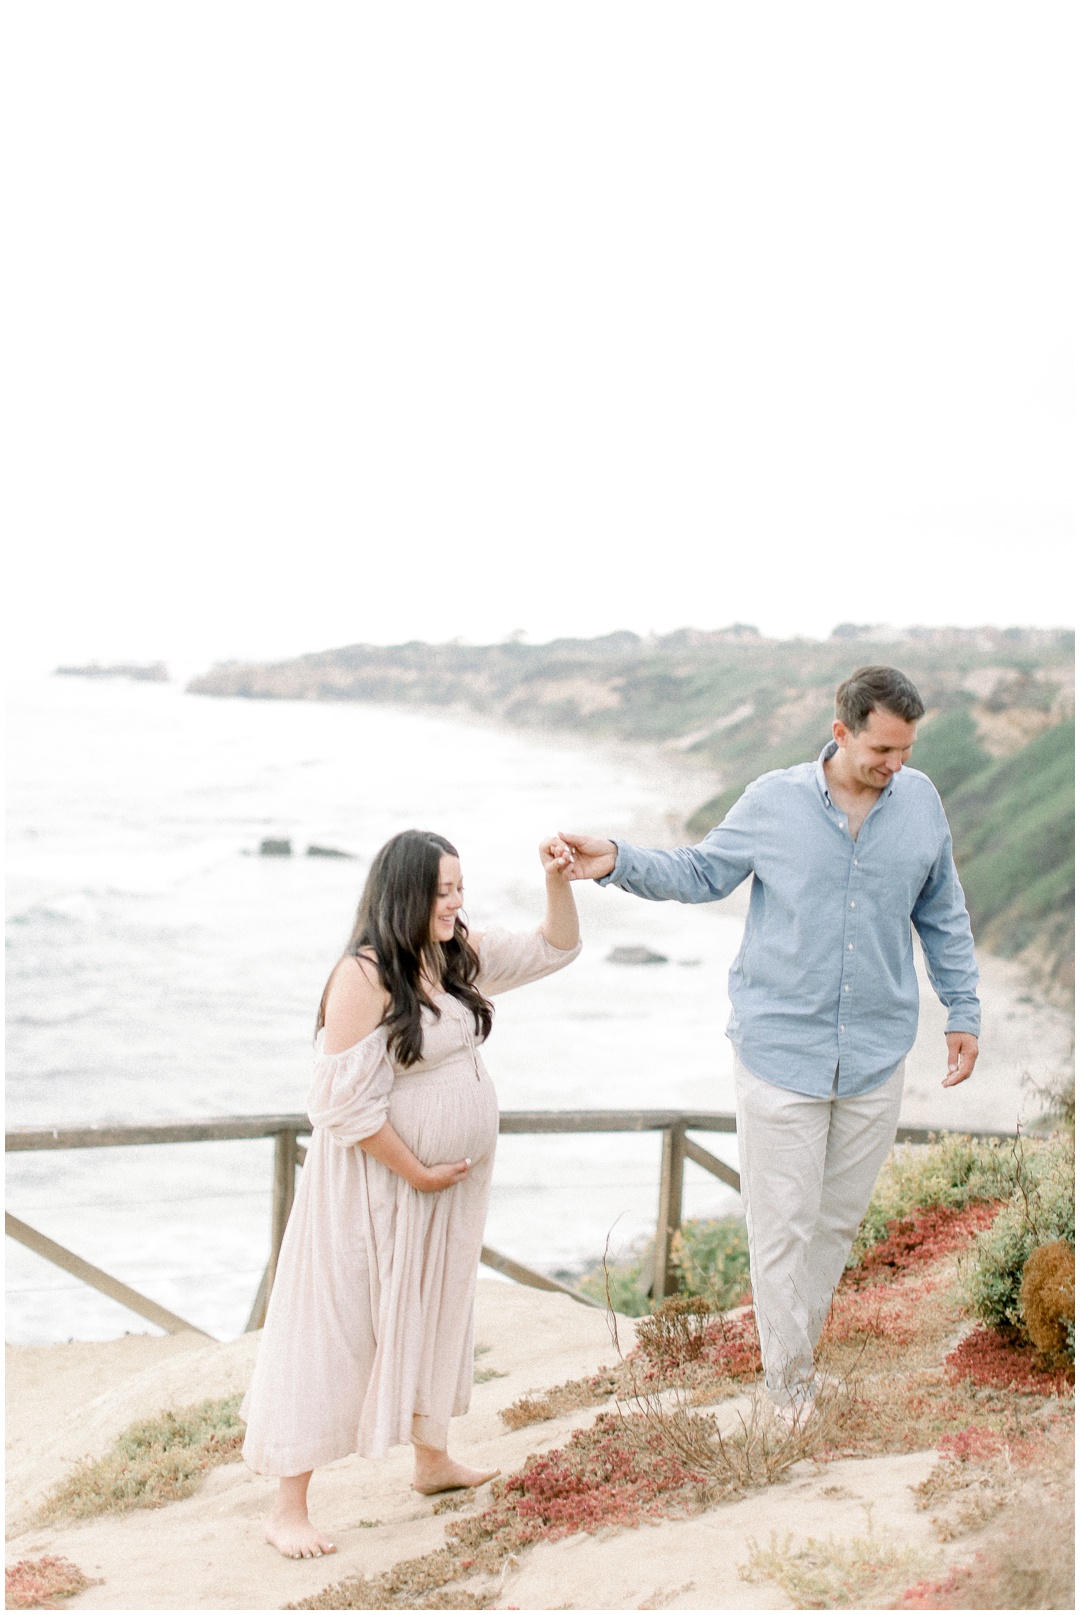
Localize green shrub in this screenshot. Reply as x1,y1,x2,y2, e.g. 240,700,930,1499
577,1240,653,1316
962,1136,1075,1341
577,1217,750,1317
671,1216,751,1311
849,1134,1018,1268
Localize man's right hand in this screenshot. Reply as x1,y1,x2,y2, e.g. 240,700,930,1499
555,831,618,882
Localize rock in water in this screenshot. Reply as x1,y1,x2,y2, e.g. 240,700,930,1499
259,838,292,857
306,844,354,859
607,945,669,965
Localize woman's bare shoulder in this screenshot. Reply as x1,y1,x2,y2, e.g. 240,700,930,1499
323,951,389,1053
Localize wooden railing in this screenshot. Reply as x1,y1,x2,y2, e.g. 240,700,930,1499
5,1111,1020,1335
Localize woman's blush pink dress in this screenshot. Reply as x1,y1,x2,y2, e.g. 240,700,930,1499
240,927,580,1476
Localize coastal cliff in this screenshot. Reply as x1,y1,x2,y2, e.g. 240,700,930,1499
189,626,1075,999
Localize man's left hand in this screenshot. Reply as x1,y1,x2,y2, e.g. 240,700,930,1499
943,1032,979,1087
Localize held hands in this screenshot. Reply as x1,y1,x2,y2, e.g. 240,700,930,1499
413,1158,472,1192
943,1032,979,1088
544,831,618,882
540,835,575,880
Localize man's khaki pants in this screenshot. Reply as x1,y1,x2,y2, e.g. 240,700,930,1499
732,1053,906,1406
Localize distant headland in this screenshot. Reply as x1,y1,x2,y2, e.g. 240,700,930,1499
188,625,1075,1002
54,662,168,682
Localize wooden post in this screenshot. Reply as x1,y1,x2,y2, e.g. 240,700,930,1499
247,1129,298,1332
653,1123,686,1301
268,1129,297,1294
244,1262,271,1333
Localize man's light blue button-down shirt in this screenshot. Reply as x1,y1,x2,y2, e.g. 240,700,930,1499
600,741,981,1097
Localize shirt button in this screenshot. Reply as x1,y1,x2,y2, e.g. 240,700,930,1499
853,858,859,866
847,943,854,950
844,984,851,992
840,1024,846,1033
850,900,856,909
838,818,845,827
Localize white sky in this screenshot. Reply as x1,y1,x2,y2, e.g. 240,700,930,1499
5,2,1075,673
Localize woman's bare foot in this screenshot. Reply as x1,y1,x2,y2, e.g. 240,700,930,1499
266,1512,336,1559
412,1444,499,1496
267,1472,337,1559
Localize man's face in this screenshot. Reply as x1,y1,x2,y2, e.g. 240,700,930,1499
833,705,918,789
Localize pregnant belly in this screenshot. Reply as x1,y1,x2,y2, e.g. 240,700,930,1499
388,1065,499,1166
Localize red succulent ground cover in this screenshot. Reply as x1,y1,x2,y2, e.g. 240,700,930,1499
937,1421,1041,1466
847,1201,1003,1288
628,1305,763,1389
5,1555,99,1609
823,1276,937,1345
894,1565,975,1609
945,1324,1074,1395
484,1413,704,1540
680,1310,762,1382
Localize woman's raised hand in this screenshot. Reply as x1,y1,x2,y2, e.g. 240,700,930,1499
539,836,582,950
413,1158,472,1192
550,832,618,882
540,835,575,879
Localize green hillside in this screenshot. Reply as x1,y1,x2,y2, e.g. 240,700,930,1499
189,626,1074,999
947,721,1074,991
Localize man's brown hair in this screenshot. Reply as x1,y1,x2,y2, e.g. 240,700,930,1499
835,665,925,732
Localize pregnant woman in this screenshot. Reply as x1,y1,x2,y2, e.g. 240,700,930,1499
241,828,580,1559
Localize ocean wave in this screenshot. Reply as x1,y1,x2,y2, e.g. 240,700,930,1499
5,840,245,920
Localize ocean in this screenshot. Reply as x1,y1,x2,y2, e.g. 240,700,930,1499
6,671,745,1343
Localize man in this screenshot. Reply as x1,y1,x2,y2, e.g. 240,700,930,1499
557,665,980,1422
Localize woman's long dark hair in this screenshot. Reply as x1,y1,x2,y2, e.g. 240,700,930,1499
316,830,493,1066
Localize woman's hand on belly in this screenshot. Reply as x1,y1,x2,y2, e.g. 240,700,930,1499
413,1158,473,1192
358,1121,472,1193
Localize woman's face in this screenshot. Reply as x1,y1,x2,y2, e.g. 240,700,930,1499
430,854,464,944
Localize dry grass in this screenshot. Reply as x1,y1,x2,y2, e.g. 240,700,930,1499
37,1394,245,1521
498,1298,763,1432
5,1555,101,1609
910,1410,1072,1543
497,1369,618,1430
895,1483,1074,1609
288,1551,489,1613
622,1381,850,1503
738,1516,933,1609
472,1345,507,1386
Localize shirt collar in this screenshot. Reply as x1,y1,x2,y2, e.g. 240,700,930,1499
817,738,899,806
816,741,839,804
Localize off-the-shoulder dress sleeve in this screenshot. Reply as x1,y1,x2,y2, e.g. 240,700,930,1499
307,1025,395,1145
474,926,582,997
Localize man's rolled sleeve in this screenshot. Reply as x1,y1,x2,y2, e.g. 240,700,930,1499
597,800,755,904
911,830,981,1036
596,839,632,889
